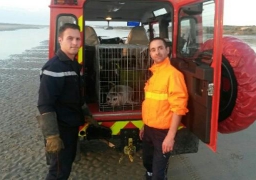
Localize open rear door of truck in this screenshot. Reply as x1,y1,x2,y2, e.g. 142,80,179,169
172,0,223,152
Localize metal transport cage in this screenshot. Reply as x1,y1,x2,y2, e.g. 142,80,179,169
94,44,151,112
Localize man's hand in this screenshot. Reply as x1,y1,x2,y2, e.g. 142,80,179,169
45,135,64,153
162,135,175,154
162,113,182,154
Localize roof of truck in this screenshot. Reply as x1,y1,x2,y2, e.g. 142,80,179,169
83,0,172,22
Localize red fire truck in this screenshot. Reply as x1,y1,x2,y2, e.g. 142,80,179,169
48,0,256,156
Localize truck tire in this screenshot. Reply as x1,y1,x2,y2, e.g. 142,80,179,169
218,56,237,122
202,36,256,133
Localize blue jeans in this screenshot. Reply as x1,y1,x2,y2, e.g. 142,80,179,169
45,125,79,180
142,125,171,180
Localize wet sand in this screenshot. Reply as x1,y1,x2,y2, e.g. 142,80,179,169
0,40,146,180
0,38,256,180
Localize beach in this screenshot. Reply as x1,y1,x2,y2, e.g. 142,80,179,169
0,39,148,180
0,25,256,180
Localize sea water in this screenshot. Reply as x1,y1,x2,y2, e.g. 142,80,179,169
0,27,255,60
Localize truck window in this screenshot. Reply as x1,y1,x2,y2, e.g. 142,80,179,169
178,1,214,57
85,21,131,44
55,15,77,51
179,18,197,55
168,22,172,42
153,23,159,37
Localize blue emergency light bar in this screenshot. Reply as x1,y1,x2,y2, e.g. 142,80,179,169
127,21,140,27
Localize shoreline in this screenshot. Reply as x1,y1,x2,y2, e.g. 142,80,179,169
0,23,49,31
1,23,256,35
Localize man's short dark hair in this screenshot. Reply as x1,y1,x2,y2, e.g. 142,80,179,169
58,23,80,37
149,37,168,48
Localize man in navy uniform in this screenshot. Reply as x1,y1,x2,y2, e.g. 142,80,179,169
37,23,92,180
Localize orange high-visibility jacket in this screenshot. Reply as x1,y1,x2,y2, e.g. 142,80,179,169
142,57,189,129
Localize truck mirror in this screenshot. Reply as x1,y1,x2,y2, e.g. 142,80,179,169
182,3,203,15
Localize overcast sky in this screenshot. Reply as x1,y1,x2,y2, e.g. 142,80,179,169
0,0,255,26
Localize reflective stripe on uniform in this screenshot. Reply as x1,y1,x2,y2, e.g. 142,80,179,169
145,91,168,100
40,70,77,77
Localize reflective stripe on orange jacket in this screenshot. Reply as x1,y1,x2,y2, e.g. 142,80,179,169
142,57,189,129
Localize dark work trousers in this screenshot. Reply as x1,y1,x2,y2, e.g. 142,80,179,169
46,125,79,180
142,125,171,180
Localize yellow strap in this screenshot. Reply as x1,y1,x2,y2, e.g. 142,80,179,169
178,125,184,130
145,91,168,100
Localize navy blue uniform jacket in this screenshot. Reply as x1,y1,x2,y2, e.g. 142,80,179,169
37,49,84,127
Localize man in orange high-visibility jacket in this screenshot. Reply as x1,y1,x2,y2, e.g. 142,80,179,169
139,37,189,180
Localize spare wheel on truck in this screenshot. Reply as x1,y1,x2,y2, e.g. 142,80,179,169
202,36,256,133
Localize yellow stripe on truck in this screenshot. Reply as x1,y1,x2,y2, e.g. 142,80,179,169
78,15,83,32
131,121,144,129
111,121,129,135
78,47,83,64
78,15,83,64
110,120,144,135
